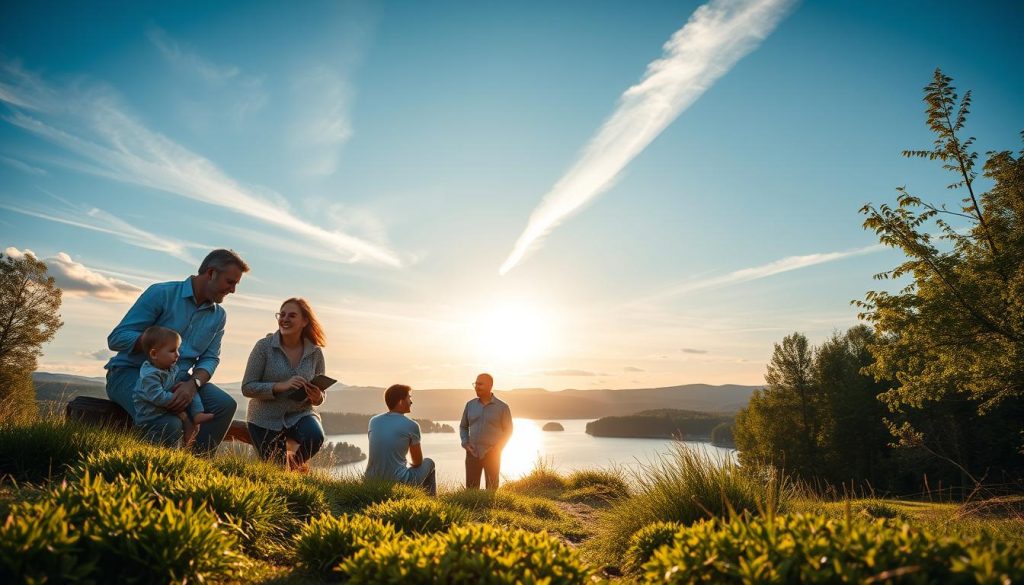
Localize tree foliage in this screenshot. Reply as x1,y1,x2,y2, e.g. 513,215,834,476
734,326,893,487
857,69,1024,485
0,250,63,419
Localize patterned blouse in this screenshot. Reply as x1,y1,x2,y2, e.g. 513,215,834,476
241,332,326,431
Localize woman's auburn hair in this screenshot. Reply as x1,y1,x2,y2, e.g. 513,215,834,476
280,297,327,347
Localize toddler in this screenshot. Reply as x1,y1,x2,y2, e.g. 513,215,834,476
134,326,214,447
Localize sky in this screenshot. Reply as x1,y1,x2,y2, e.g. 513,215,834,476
1,0,1022,390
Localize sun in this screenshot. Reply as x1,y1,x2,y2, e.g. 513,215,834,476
467,302,554,366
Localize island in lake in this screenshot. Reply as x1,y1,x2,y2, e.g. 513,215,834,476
319,412,455,435
542,422,564,431
585,409,733,443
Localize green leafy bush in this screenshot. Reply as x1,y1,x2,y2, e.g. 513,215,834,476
625,521,684,574
0,418,127,482
0,473,245,583
363,497,468,535
642,513,1024,584
295,514,398,581
342,523,593,584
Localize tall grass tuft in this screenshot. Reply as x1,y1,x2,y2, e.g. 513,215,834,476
562,468,631,504
503,459,567,497
0,417,131,482
302,474,426,514
586,442,792,567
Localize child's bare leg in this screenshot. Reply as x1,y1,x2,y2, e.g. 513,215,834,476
179,412,197,448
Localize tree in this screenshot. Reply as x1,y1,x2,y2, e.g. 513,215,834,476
858,69,1024,487
0,250,63,420
735,327,897,488
735,332,820,477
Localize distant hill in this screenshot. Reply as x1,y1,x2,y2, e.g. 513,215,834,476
585,408,733,440
33,373,759,420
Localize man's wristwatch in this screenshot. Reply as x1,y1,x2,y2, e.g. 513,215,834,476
192,378,203,390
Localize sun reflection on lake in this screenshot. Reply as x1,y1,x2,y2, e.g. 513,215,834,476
500,418,543,478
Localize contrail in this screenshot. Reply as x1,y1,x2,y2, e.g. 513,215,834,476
499,0,796,275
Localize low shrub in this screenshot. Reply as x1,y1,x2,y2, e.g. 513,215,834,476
362,498,468,535
588,443,791,566
642,513,1024,584
176,472,290,553
213,454,329,522
624,521,684,574
0,473,245,583
295,514,398,582
75,444,218,482
304,475,426,514
342,523,593,584
444,489,567,522
0,418,128,482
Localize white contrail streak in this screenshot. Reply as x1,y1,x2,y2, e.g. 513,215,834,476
499,0,795,275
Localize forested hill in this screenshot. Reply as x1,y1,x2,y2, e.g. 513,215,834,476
585,409,732,439
32,373,758,420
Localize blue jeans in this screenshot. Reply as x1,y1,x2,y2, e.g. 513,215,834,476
248,416,325,466
106,366,237,455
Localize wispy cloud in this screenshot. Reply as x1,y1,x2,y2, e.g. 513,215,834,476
681,348,708,354
0,154,47,175
289,66,353,177
1,193,202,264
499,0,795,275
0,60,402,267
5,247,141,302
78,348,115,361
645,244,883,302
622,366,646,372
147,27,267,119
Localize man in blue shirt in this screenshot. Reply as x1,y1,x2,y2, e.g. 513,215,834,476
365,384,436,496
105,249,248,454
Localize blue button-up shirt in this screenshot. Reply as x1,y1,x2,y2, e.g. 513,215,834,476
105,278,226,377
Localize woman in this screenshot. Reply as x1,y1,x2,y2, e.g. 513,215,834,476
242,297,328,470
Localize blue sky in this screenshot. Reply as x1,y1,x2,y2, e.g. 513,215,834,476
2,0,1021,389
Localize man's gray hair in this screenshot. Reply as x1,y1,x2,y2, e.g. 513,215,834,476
198,249,250,275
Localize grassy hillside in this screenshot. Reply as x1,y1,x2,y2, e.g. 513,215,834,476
2,413,1021,583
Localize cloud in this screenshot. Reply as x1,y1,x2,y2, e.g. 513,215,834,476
4,247,141,301
147,27,267,119
1,193,202,264
78,348,115,361
0,154,47,175
648,244,883,301
499,0,795,275
541,369,604,377
0,60,402,267
290,66,353,177
681,348,708,354
622,366,646,372
148,28,243,83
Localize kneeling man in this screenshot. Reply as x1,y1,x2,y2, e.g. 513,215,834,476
364,384,436,496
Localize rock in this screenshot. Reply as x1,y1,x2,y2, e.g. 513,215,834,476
542,421,564,431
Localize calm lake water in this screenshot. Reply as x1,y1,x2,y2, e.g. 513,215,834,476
326,418,735,488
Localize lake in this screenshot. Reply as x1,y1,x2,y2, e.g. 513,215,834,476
326,418,735,487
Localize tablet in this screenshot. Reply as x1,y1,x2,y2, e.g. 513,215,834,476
285,375,337,401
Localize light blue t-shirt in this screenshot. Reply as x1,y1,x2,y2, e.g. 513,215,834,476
364,412,423,484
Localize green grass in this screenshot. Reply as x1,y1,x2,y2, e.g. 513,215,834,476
2,416,1021,583
583,442,793,569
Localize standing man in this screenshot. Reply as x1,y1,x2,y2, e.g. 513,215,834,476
460,372,513,489
104,249,248,454
364,384,437,496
